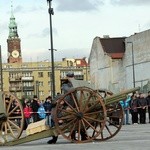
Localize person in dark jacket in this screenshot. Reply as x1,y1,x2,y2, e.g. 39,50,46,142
129,93,138,124
137,93,147,124
43,96,53,126
146,91,150,123
31,95,40,122
44,95,58,144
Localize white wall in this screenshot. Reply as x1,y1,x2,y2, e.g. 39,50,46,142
89,30,150,93
124,30,150,89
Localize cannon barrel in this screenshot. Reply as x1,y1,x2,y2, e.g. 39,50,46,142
104,87,140,105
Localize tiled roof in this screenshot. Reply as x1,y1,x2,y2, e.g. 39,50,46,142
99,37,125,59
75,58,88,67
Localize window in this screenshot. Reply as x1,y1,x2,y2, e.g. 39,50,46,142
38,72,43,78
39,81,43,86
48,72,51,77
48,81,51,86
26,91,32,96
23,82,32,86
22,72,32,77
39,91,44,96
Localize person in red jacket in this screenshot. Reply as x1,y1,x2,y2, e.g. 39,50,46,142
23,102,33,126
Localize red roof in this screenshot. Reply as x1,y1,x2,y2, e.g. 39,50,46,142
99,37,125,59
75,58,88,67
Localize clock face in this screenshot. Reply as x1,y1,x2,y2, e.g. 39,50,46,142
12,50,19,58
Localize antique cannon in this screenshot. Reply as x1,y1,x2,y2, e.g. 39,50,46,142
0,79,140,146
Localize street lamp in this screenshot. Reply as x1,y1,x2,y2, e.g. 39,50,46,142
36,80,39,98
0,45,3,91
127,42,135,88
47,0,55,98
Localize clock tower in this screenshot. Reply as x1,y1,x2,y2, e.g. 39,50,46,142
7,4,22,63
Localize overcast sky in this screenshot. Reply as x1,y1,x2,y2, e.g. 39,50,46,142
0,0,150,62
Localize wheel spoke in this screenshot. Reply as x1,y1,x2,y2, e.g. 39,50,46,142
58,107,75,115
6,98,14,113
8,116,22,119
81,120,89,139
59,114,75,120
84,100,101,113
83,118,99,134
8,120,20,130
8,105,19,116
60,118,76,131
84,110,104,116
105,124,113,136
78,90,83,111
63,99,78,113
70,92,80,112
83,94,92,112
77,120,81,141
107,119,119,128
84,115,104,124
68,120,77,139
6,122,15,138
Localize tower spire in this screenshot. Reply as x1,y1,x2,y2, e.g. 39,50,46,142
8,0,19,39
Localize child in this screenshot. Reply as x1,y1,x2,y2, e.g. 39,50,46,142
23,102,32,126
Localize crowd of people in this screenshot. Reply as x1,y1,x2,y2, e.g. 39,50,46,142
120,91,150,125
22,93,61,144
23,95,54,127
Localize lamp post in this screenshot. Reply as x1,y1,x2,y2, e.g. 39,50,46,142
127,42,135,88
0,45,3,91
36,80,39,98
47,0,55,98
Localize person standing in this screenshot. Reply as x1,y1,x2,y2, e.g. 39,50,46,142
137,93,147,124
146,91,150,123
38,101,46,120
129,93,138,124
120,95,131,125
31,95,40,122
23,102,33,126
43,96,57,144
43,96,53,126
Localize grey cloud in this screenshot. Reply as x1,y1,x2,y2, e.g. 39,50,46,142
27,27,58,38
0,22,8,33
55,0,104,12
14,5,25,13
111,0,150,6
41,28,49,37
13,5,44,14
41,27,58,37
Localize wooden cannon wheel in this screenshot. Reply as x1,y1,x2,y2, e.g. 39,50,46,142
54,87,107,143
0,92,24,143
94,90,124,141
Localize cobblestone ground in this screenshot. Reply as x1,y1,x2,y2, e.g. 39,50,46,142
0,113,150,149
1,123,150,150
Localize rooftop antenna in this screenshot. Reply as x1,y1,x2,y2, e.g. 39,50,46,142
11,0,13,12
138,24,141,32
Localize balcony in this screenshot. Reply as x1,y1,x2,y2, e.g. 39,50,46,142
9,86,22,92
21,76,34,81
23,86,34,91
9,77,21,82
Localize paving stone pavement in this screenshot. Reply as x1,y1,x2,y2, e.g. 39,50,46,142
0,123,150,150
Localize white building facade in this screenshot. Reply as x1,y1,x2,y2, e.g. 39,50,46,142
89,29,150,93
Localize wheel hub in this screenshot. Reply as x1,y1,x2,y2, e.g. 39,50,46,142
76,112,83,120
0,113,7,123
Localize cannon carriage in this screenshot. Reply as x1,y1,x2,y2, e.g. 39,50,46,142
0,79,139,146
